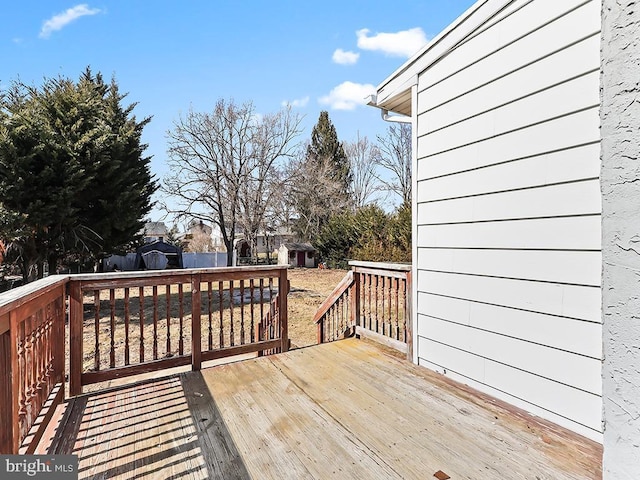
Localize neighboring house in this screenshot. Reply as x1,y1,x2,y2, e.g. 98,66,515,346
260,228,297,253
369,0,601,443
278,243,316,268
182,220,214,252
235,228,297,258
142,222,168,244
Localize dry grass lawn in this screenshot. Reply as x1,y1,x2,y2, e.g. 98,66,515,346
286,267,347,347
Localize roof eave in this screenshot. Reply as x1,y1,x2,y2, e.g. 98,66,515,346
371,0,510,116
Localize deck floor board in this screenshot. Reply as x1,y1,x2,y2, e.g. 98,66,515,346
52,339,601,479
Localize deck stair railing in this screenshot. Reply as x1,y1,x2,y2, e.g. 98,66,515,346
0,265,288,454
314,261,412,359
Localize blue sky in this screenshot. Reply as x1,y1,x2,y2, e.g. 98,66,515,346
1,1,476,221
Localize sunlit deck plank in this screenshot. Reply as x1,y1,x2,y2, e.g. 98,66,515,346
51,339,601,479
202,339,601,480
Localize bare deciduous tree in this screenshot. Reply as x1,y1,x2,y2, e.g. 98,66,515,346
374,123,412,205
286,149,351,242
345,133,381,209
236,110,301,262
161,99,301,265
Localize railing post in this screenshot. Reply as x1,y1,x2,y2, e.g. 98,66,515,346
279,268,289,353
0,318,17,454
68,281,84,397
317,319,324,344
191,273,202,371
350,270,361,330
0,325,12,453
405,270,413,362
8,311,19,453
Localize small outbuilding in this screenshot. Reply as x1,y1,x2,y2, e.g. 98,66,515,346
278,243,316,268
134,240,183,270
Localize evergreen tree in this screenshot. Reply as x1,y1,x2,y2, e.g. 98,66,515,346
0,68,156,280
292,111,351,241
306,111,351,195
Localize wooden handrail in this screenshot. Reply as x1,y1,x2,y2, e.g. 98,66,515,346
313,271,354,324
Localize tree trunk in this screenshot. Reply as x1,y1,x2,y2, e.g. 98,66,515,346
224,237,234,266
48,254,58,277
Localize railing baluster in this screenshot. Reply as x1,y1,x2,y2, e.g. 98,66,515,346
139,287,145,363
240,280,245,345
166,285,171,355
387,276,392,338
229,280,234,347
179,284,184,356
259,279,264,341
218,281,224,348
17,321,26,420
401,278,407,342
367,274,372,331
207,281,213,350
250,279,255,343
124,288,130,365
380,275,387,335
153,285,159,360
268,278,274,341
393,278,400,340
94,290,100,371
25,316,33,417
376,275,380,334
110,289,116,368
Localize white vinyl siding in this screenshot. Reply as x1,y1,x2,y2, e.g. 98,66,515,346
414,0,601,441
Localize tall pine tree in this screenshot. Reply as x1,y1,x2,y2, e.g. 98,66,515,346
306,111,351,195
291,111,352,241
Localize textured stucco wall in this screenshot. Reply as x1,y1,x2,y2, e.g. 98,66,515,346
601,0,640,477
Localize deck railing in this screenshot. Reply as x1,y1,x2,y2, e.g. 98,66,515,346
314,261,412,358
0,265,289,453
0,276,67,454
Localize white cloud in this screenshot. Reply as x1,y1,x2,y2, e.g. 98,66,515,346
281,96,309,108
318,81,376,111
356,27,428,58
40,4,102,39
332,48,359,65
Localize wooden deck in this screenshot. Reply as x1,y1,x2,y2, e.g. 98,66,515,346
47,339,601,479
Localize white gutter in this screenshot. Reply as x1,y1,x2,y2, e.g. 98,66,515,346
366,95,412,124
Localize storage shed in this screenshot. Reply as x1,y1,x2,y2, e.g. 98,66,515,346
278,243,316,268
369,0,601,442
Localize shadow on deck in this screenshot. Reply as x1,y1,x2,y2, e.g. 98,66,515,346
46,339,601,480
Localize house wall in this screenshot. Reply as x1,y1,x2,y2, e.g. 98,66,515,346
413,0,601,440
601,0,640,476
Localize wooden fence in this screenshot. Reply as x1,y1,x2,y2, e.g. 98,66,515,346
314,261,412,358
0,266,289,453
